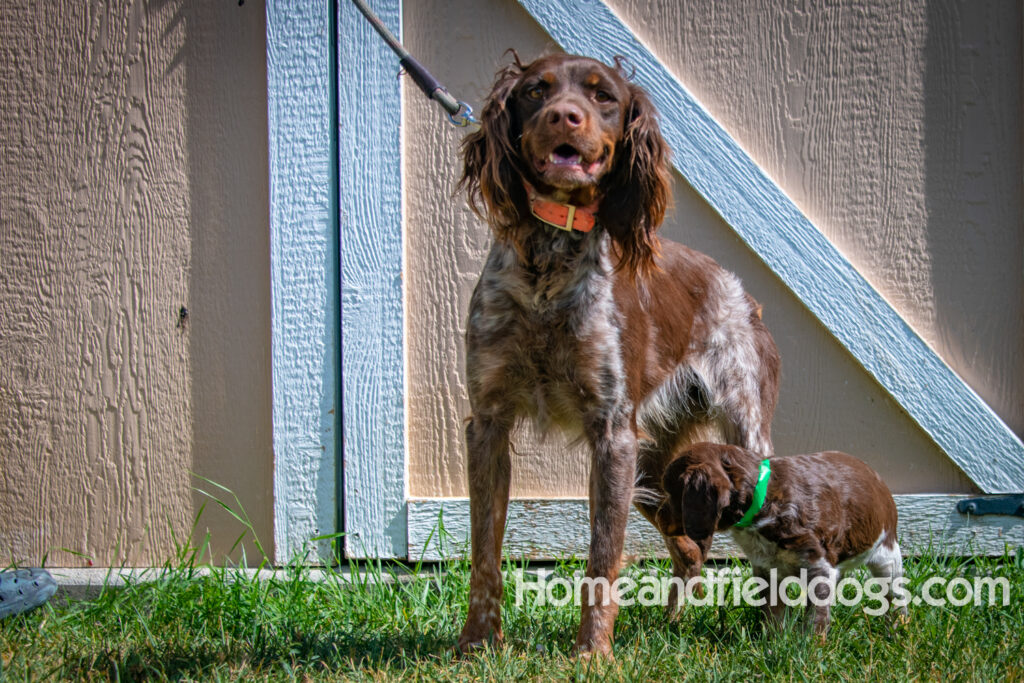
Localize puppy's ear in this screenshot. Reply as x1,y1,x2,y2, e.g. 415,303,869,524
679,464,726,541
458,59,529,244
717,444,755,490
599,82,672,278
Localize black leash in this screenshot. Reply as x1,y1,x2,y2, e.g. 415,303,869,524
352,0,480,131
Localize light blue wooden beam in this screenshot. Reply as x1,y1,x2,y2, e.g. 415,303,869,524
407,497,1023,560
517,0,1024,493
267,0,340,562
338,0,408,558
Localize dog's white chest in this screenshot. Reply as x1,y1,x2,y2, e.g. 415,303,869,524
730,527,803,573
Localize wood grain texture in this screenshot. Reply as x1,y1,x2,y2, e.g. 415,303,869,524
611,0,1023,445
403,0,977,501
408,497,1023,561
268,0,339,563
337,0,407,559
516,0,1024,493
607,0,1024,465
0,0,273,566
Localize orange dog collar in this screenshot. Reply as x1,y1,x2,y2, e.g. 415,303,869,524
525,183,598,233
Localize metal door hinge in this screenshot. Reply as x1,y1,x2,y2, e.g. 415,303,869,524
956,495,1024,517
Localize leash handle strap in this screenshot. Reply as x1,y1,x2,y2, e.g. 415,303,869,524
401,56,469,124
352,0,443,103
400,56,446,105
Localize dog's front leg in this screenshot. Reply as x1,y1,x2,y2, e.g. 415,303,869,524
575,409,636,658
458,414,512,653
663,534,712,618
805,561,838,638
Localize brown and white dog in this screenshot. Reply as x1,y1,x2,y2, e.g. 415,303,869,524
657,442,906,635
456,51,780,656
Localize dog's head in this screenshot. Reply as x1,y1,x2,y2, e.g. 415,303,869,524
656,442,746,542
459,51,671,276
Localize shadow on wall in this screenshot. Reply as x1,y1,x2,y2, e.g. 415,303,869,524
923,0,1024,438
178,0,274,565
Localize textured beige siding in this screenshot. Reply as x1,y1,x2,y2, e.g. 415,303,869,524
1,0,1019,566
404,0,1020,498
0,1,273,566
611,0,1023,442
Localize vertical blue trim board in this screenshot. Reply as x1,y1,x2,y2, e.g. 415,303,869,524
517,0,1024,493
267,0,342,563
338,0,408,558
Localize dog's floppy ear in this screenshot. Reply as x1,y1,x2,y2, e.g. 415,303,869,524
458,55,529,244
678,463,727,541
599,80,672,278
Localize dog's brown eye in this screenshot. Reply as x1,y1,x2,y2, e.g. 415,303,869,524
526,85,544,100
594,90,613,103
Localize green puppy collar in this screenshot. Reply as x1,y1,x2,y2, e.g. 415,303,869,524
733,459,771,528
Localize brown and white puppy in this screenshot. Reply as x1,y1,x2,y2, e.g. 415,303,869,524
457,51,780,657
657,442,905,635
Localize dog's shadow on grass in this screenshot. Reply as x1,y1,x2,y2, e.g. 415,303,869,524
56,606,869,679
54,580,823,680
61,626,460,679
616,602,788,647
322,627,459,665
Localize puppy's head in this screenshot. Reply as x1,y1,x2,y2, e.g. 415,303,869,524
459,51,671,276
656,442,738,541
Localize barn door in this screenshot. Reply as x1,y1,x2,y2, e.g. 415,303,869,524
269,0,1023,562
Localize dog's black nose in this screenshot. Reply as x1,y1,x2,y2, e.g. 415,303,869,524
546,102,584,130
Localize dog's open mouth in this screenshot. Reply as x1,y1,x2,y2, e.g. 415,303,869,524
533,144,606,178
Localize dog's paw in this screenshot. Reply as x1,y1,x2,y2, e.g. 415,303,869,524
572,630,615,662
572,641,615,663
664,580,695,621
457,625,504,656
664,598,685,622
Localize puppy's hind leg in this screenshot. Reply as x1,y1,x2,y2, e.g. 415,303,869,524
867,538,909,621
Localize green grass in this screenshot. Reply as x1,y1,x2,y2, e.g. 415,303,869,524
1,547,1022,681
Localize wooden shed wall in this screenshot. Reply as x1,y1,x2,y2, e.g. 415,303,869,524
403,0,1021,499
0,1,274,566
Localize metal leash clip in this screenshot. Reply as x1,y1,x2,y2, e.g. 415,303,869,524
448,101,479,130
